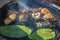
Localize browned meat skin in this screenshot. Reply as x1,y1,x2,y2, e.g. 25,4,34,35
19,10,28,22
43,13,57,21
4,14,16,25
4,17,12,25
19,15,25,22
43,12,58,27
9,14,16,21
41,8,50,15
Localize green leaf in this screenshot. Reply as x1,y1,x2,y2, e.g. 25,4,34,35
36,28,55,40
28,32,43,40
0,25,31,38
18,25,32,35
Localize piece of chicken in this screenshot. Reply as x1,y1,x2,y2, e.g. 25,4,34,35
4,17,12,25
4,14,16,25
43,13,57,27
43,13,57,21
41,8,50,15
19,9,28,22
32,12,41,20
19,14,28,22
9,14,16,21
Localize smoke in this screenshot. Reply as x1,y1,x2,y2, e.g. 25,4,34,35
18,0,32,11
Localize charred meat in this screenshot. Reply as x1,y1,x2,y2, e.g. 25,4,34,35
4,14,16,25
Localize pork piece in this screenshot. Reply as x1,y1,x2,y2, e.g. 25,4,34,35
4,17,12,25
4,14,16,25
41,8,50,15
19,14,28,22
32,12,41,20
43,13,58,27
19,9,29,22
9,14,16,21
43,13,57,21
